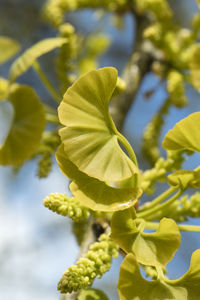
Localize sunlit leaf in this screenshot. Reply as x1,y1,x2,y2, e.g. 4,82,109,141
0,101,14,147
78,288,109,300
0,85,45,165
118,254,186,300
56,145,141,211
0,36,20,64
118,250,200,300
111,209,180,267
162,112,200,152
9,37,68,82
168,170,200,189
58,67,138,182
189,45,200,91
0,77,9,100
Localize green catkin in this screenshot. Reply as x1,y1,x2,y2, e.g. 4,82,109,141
57,234,119,293
43,0,128,27
167,70,188,108
157,192,200,222
57,23,78,94
43,193,90,221
142,98,170,166
141,150,185,194
135,0,172,21
36,131,60,178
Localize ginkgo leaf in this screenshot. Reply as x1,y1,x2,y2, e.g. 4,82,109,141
9,37,67,82
0,85,45,165
0,100,14,147
189,45,200,91
111,209,180,267
0,77,9,100
118,254,186,300
168,170,200,189
162,112,200,152
56,145,141,211
118,250,200,300
77,288,109,300
58,67,138,182
0,36,20,64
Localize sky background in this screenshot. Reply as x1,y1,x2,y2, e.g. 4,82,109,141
0,0,199,299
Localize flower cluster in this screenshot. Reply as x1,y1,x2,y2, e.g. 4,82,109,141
58,234,119,293
43,193,90,221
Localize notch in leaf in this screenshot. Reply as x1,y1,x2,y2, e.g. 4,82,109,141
118,250,200,300
111,208,180,267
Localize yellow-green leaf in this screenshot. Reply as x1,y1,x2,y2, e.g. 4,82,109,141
168,170,200,190
0,77,9,100
9,37,67,82
0,85,45,165
78,288,109,300
189,44,200,91
118,254,186,300
162,112,200,152
111,209,180,267
58,67,138,182
118,250,200,300
56,145,141,212
0,36,20,64
0,100,14,147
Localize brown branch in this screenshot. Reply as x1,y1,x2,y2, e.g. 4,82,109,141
110,14,154,131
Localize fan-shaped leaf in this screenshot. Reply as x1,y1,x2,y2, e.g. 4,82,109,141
111,209,180,267
0,101,14,147
189,45,200,91
0,36,20,64
162,112,200,152
56,145,141,211
78,288,109,300
118,250,200,300
9,37,67,82
0,77,9,100
58,67,138,182
118,254,186,300
0,85,45,165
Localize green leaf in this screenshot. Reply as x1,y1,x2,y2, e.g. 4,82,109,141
56,145,141,211
58,67,138,182
111,209,180,267
0,77,9,100
0,101,14,147
9,37,67,82
118,254,186,300
162,112,200,152
78,288,109,300
0,85,45,165
0,36,20,64
118,250,200,300
168,170,200,189
189,45,200,91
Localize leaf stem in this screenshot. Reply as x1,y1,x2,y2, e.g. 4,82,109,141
33,60,61,103
137,189,183,219
117,131,138,167
143,221,200,232
138,187,177,212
